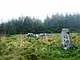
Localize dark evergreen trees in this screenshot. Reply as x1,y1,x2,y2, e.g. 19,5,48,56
0,13,80,35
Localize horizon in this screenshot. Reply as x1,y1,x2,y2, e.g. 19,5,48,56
0,12,79,23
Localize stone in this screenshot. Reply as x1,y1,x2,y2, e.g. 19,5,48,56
24,33,52,38
24,33,35,38
39,33,52,37
61,28,72,50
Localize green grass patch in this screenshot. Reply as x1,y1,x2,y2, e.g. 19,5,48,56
0,33,80,60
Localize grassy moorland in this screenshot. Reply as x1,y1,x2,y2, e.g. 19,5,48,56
0,33,80,60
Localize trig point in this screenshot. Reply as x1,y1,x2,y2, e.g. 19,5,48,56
61,28,72,50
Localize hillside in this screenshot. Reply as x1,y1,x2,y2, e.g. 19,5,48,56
0,33,80,60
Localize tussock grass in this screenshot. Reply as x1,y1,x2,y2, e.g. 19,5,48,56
0,33,80,60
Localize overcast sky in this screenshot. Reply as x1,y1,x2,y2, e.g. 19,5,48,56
0,0,80,22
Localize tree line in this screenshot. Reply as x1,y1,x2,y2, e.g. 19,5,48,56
0,13,80,35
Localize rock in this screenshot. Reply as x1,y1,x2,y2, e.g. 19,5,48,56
61,28,72,50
